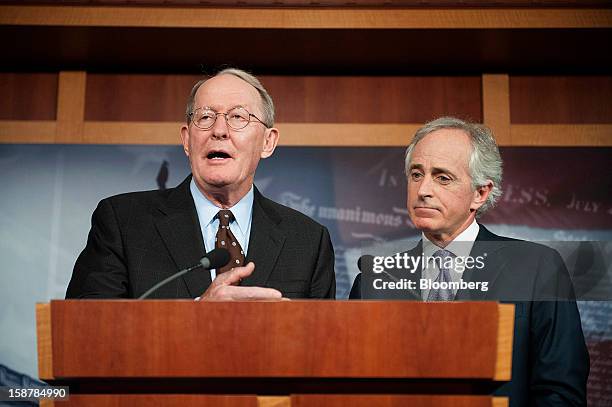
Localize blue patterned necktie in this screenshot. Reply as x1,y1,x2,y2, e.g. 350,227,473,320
427,249,456,301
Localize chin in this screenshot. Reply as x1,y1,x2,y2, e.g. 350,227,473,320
412,217,439,233
193,172,230,188
204,178,233,189
198,170,235,186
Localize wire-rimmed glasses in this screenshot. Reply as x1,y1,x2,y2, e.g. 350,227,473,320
189,107,267,130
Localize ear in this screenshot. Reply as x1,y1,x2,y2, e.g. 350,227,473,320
180,124,190,157
260,127,280,159
470,180,493,211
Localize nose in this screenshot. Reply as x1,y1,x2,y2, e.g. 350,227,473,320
417,175,434,199
210,113,229,140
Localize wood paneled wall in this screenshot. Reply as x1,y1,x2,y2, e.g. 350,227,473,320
0,73,57,120
1,72,610,146
85,74,198,122
84,74,482,124
0,4,610,146
268,76,482,124
510,76,612,124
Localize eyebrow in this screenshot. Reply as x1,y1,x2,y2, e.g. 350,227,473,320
409,163,423,171
201,104,247,111
409,163,457,177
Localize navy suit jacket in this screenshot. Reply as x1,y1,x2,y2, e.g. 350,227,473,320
67,176,335,299
350,225,589,406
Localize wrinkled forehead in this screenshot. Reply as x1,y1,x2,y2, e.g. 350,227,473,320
411,129,472,170
194,74,262,115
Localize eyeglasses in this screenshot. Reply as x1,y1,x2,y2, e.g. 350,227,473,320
188,106,267,130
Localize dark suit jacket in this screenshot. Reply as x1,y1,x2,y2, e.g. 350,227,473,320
350,225,589,406
66,176,335,299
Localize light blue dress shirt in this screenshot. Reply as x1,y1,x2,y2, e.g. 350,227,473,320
190,178,254,280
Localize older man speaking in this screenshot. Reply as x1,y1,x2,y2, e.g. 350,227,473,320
67,68,335,300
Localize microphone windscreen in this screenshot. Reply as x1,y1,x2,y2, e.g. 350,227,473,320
357,254,374,272
202,248,230,270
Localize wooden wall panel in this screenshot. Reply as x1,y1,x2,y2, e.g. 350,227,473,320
0,121,56,143
510,75,612,124
85,74,482,123
267,76,482,123
482,74,510,144
85,74,199,122
510,124,612,146
56,71,86,142
0,72,57,120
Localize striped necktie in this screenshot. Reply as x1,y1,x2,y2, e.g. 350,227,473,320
427,249,456,301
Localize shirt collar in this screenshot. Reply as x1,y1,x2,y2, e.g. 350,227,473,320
227,186,254,235
189,178,254,233
422,218,480,258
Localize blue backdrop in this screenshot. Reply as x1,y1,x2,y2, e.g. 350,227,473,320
0,144,610,403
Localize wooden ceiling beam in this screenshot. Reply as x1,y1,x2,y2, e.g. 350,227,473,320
1,5,610,29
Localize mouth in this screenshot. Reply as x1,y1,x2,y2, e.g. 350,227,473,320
206,150,232,161
414,206,439,212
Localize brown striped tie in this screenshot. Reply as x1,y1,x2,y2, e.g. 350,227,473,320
215,210,245,275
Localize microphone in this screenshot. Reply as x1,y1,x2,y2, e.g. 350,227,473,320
199,248,231,270
357,254,374,272
357,254,421,300
358,254,400,281
138,248,230,299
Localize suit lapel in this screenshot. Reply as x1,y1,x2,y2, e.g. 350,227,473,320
242,187,286,287
154,176,211,297
455,225,508,301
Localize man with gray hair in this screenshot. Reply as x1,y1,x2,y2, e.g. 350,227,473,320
67,68,335,300
350,117,588,405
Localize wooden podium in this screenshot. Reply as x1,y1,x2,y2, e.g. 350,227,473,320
36,300,514,406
